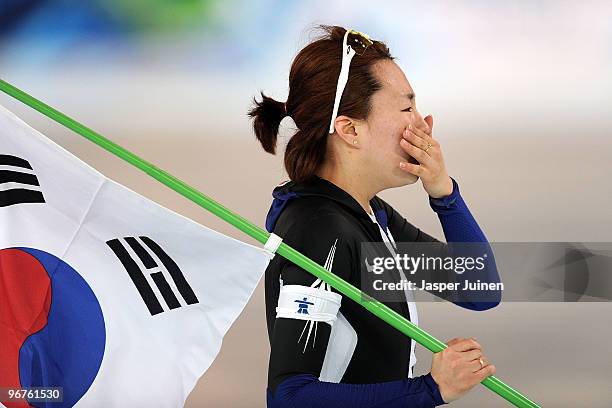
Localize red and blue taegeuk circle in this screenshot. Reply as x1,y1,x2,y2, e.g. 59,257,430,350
0,247,105,408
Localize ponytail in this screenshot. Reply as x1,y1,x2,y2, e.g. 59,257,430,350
248,92,287,154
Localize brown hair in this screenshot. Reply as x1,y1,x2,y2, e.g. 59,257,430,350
248,25,394,184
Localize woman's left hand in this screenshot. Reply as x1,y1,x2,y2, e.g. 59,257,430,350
399,114,453,199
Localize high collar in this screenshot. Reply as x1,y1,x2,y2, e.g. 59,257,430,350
265,176,388,232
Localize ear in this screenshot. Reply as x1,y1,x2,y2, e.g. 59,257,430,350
333,115,360,147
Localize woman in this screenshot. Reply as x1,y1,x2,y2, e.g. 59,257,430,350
249,25,501,407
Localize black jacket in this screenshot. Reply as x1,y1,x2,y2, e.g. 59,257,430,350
264,176,449,393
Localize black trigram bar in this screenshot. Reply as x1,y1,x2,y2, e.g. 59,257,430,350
0,154,44,207
150,272,181,310
106,236,199,315
140,236,199,305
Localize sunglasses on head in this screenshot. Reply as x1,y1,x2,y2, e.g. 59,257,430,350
328,29,373,134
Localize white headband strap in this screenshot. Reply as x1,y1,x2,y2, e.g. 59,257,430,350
328,30,357,134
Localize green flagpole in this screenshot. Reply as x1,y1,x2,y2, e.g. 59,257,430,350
0,78,540,408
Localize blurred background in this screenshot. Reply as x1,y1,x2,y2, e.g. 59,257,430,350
1,0,611,406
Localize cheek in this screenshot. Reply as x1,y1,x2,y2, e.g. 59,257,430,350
366,111,408,158
370,114,405,142
368,126,405,164
381,123,406,154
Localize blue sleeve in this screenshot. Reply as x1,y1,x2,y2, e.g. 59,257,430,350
428,177,487,242
428,177,502,310
267,372,446,408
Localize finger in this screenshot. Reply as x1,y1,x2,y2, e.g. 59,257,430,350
408,127,440,155
403,130,440,159
424,115,434,134
402,128,429,151
474,363,496,382
446,337,465,346
468,356,487,372
399,161,424,177
450,338,482,352
399,139,433,166
411,128,438,147
461,349,483,362
408,123,434,140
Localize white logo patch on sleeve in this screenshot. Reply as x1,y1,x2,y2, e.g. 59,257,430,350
276,239,342,352
276,284,342,352
276,285,342,323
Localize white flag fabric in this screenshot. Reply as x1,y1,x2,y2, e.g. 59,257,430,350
0,105,271,407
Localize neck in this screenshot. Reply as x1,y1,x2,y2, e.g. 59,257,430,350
317,162,377,216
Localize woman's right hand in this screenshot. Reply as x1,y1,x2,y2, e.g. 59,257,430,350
430,337,496,403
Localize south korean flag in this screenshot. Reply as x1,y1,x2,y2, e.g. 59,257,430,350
0,104,271,407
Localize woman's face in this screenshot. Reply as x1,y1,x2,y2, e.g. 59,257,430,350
358,59,431,189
